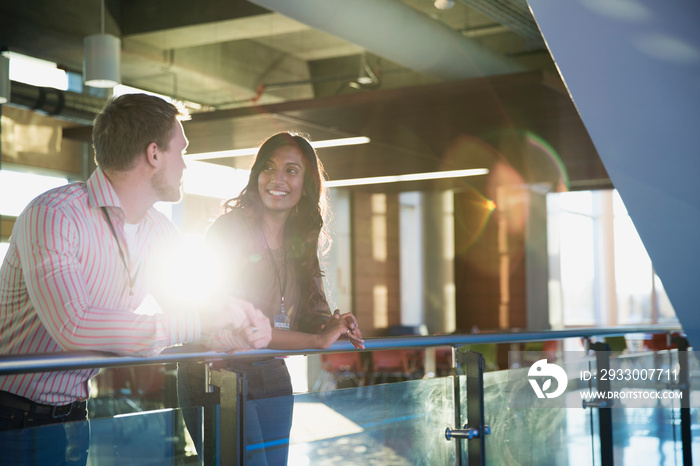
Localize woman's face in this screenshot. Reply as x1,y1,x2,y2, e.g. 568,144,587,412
257,145,307,215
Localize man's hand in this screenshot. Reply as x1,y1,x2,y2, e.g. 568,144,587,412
202,297,271,352
202,296,254,335
241,307,272,349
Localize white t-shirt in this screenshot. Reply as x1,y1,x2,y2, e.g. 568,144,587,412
123,222,139,260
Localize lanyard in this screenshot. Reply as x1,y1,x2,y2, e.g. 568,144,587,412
262,229,287,315
101,207,139,298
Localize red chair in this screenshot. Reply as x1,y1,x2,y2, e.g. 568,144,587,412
644,332,681,351
368,349,422,385
435,348,453,376
313,352,367,391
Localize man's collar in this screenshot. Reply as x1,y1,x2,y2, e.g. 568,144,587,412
86,167,122,210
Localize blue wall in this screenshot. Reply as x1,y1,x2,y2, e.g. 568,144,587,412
528,0,700,346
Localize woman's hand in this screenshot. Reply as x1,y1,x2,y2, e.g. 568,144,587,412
319,310,365,349
337,310,364,349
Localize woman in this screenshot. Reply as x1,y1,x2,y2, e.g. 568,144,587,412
179,132,363,465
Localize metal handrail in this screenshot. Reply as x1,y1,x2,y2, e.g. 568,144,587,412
0,324,682,376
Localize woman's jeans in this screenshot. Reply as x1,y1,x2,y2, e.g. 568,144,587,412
178,358,293,466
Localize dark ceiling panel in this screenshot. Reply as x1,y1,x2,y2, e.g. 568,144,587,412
62,69,608,192
183,70,608,191
119,0,268,35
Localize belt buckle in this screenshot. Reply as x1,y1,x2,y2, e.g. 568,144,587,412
51,403,73,419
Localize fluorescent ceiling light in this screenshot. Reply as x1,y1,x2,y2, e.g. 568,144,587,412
183,161,250,199
184,136,370,161
6,52,68,91
185,147,258,161
310,136,370,148
325,168,489,188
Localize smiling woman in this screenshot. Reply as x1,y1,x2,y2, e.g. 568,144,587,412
177,131,364,465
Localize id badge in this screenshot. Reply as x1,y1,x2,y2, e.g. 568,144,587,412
274,313,290,329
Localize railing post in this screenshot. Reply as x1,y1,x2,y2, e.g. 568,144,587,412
210,368,246,465
454,350,488,466
588,341,614,466
452,347,464,466
163,363,180,460
672,335,693,466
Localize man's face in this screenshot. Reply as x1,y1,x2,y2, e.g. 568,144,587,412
152,121,188,203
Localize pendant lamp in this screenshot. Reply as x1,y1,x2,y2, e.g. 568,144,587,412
83,0,120,88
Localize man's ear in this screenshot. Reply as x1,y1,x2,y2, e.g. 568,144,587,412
146,142,159,168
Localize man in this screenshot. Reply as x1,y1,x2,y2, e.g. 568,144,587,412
0,93,271,463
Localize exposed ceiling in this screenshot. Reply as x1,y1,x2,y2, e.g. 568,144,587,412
0,0,610,192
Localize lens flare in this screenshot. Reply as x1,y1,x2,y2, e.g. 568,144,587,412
522,131,569,192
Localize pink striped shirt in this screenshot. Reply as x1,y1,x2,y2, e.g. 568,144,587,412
0,168,201,405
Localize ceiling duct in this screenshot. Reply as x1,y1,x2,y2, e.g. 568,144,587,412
248,0,525,80
6,81,106,126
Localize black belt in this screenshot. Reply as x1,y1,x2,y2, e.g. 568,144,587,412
212,356,281,370
227,357,283,368
0,390,86,419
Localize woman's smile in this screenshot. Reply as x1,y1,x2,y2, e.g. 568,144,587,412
258,146,306,214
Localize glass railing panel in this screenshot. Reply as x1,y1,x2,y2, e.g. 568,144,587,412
483,348,696,466
481,355,597,465
604,351,684,465
610,406,682,465
244,377,457,465
0,418,91,465
87,407,197,465
689,351,700,461
0,406,199,465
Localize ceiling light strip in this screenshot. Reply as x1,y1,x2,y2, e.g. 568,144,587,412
311,136,370,148
184,136,370,161
325,168,489,188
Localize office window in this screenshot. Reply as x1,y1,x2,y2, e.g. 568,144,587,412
547,189,677,327
0,169,69,217
0,243,8,263
547,191,597,326
612,191,652,324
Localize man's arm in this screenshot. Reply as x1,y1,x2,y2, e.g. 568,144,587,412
15,204,200,357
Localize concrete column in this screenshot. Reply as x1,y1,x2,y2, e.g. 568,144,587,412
525,185,550,330
399,192,423,327
421,191,456,334
324,187,353,313
308,187,352,390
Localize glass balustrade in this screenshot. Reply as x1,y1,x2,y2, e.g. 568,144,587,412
0,406,199,465
253,377,457,465
0,327,695,465
477,347,700,466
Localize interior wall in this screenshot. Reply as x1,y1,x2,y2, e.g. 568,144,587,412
529,0,700,346
1,106,83,175
454,186,528,332
351,191,401,337
0,106,86,241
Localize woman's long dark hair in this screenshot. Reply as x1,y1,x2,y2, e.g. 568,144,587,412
223,131,330,313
